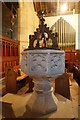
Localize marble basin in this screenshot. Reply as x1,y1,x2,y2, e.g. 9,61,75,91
21,49,65,114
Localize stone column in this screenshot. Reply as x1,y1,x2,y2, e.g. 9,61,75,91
18,1,39,63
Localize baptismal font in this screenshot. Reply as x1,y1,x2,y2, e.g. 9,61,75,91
21,11,65,114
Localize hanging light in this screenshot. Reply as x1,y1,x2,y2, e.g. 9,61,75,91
60,3,68,13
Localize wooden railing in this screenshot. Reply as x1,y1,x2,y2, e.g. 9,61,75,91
0,37,20,78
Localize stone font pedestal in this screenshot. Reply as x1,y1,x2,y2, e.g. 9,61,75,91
21,50,65,114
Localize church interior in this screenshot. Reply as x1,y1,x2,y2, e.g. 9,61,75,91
0,0,80,119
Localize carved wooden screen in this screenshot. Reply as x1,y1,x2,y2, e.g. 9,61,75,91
0,37,20,78
28,13,58,50
51,17,76,50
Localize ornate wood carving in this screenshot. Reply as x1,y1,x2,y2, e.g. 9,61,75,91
28,11,58,50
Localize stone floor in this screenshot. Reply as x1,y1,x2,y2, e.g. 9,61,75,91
0,76,80,119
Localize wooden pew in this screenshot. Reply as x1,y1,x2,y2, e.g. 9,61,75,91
1,65,34,96
73,65,80,86
55,73,70,100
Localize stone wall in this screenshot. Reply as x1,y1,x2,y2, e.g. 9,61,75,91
18,1,39,63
